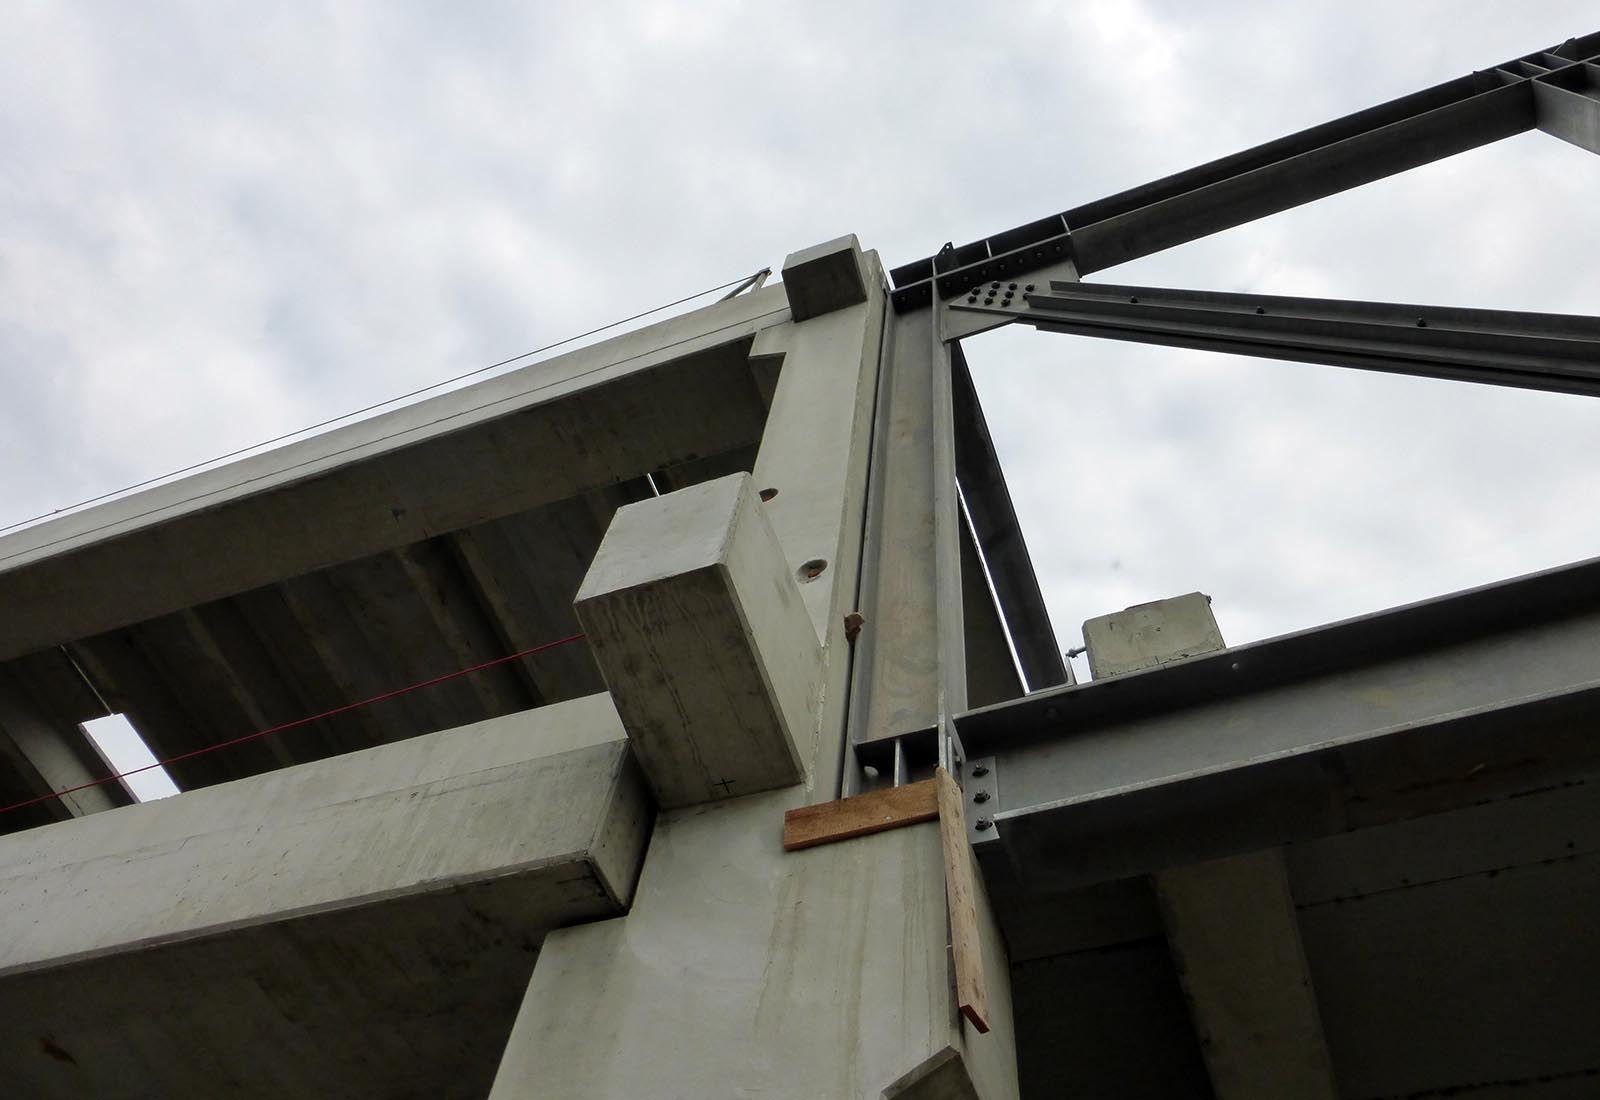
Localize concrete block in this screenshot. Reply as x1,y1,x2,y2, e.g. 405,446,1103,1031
575,472,819,807
781,233,869,321
1082,592,1223,679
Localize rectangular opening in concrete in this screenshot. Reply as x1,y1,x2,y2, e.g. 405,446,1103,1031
80,714,176,802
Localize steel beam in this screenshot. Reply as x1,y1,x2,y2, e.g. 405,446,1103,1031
954,280,1600,398
848,307,944,747
1066,79,1535,277
950,345,1066,691
932,304,969,731
957,553,1600,892
889,32,1600,311
1531,62,1600,154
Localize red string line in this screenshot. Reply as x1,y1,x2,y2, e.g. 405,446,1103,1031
0,632,587,818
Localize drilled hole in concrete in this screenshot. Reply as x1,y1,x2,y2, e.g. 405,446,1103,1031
799,558,828,582
759,487,778,502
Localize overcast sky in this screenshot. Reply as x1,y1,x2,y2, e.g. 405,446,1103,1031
2,1,1597,713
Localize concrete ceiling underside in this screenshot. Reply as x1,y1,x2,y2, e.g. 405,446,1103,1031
5,866,594,1100
0,333,773,832
1002,781,1600,1098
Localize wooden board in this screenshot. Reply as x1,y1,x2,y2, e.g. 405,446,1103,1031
936,766,990,1034
782,779,938,851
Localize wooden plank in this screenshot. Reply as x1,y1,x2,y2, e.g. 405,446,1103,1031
781,779,938,851
936,765,990,1034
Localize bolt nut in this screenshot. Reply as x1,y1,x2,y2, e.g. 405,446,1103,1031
843,611,865,644
973,790,990,803
970,764,989,777
974,817,993,831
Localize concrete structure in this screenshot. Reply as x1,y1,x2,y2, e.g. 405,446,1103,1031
1,32,1598,1099
574,472,817,807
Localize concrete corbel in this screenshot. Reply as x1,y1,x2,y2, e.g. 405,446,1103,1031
575,472,821,808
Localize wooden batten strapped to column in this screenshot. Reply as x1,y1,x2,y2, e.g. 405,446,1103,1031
936,765,990,1034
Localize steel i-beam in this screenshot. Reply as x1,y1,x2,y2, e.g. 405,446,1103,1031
954,553,1600,893
889,32,1600,312
951,281,1600,398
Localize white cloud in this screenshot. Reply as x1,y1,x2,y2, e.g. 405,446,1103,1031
0,1,1596,662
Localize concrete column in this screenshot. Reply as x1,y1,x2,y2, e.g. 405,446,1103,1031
489,241,1017,1099
491,791,961,1098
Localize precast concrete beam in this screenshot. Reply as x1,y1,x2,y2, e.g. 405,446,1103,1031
0,693,651,1100
0,284,789,665
1155,851,1339,1100
0,667,125,820
1082,593,1339,1100
575,472,820,807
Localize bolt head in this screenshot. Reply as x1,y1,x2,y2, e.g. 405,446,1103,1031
973,790,990,803
970,764,989,777
974,817,993,831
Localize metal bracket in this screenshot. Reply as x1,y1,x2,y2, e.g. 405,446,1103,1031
964,755,998,844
